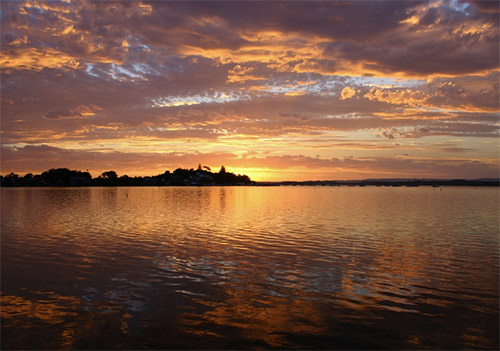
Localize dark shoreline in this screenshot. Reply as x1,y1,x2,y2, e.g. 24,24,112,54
1,179,498,187
2,167,498,187
258,179,500,187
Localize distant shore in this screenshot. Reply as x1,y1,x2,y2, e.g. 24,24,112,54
1,167,498,187
257,179,500,187
0,169,500,188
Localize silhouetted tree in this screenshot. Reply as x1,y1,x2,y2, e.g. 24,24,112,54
39,168,91,186
41,168,72,186
22,173,34,186
101,170,118,179
3,172,19,186
219,165,226,173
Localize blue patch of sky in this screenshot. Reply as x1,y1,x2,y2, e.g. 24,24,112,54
351,76,426,88
85,64,99,78
151,92,251,108
113,63,143,80
132,63,159,76
258,76,345,96
84,62,154,81
24,4,44,15
450,0,471,15
129,44,152,52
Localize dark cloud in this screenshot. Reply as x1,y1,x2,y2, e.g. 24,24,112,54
465,0,500,14
44,109,77,119
162,0,421,41
325,32,498,76
44,104,100,120
419,7,439,26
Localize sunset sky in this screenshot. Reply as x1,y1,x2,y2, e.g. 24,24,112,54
1,0,499,181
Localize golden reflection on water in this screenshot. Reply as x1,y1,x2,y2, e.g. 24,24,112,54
182,288,329,348
1,291,133,350
1,186,499,349
1,293,80,325
1,292,81,349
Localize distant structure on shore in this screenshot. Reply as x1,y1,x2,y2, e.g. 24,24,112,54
0,166,253,187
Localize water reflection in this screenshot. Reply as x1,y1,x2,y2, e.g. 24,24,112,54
1,187,499,349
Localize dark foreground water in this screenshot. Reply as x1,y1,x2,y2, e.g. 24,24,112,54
1,186,499,350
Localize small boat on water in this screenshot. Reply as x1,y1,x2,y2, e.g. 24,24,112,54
432,184,440,188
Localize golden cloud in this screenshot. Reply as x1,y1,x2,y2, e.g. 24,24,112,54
340,86,358,100
1,48,80,71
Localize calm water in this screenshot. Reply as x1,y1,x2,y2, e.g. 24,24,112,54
1,186,498,350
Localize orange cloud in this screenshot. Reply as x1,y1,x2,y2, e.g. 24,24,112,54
340,86,358,100
0,48,81,71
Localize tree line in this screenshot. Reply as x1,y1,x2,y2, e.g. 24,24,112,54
0,164,253,187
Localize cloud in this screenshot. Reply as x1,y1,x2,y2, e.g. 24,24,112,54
44,104,101,119
465,0,500,14
1,0,498,180
2,145,497,180
363,72,499,113
340,86,358,100
3,0,497,77
1,64,497,152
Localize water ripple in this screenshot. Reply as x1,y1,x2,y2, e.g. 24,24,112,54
1,186,498,350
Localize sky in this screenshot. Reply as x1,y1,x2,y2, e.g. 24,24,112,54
1,0,499,181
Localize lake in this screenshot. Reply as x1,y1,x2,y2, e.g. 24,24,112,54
1,186,498,349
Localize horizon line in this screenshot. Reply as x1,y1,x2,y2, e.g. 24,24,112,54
1,167,498,184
